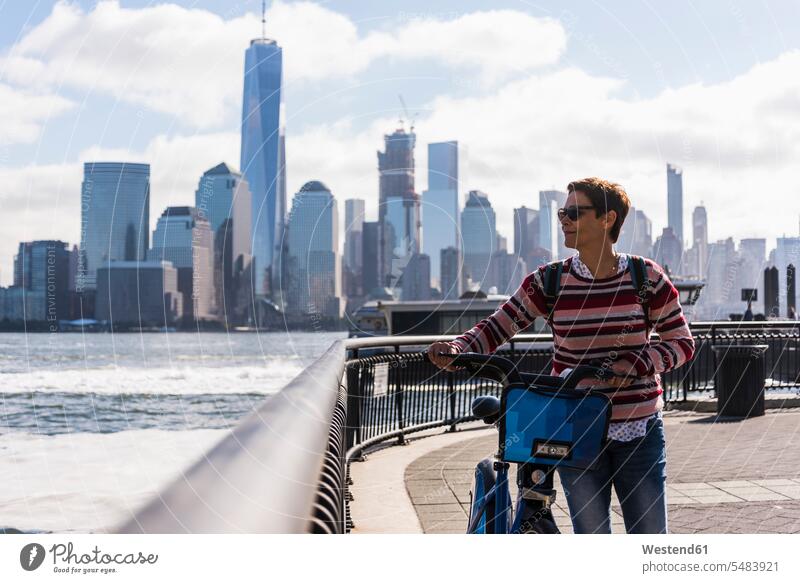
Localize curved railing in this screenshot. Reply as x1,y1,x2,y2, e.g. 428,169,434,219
117,322,800,534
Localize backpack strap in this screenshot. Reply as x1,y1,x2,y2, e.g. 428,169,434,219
541,258,568,325
628,255,650,329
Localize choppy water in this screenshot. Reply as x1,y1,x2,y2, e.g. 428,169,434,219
0,331,345,435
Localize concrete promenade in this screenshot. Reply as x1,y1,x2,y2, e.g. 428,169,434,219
349,408,800,534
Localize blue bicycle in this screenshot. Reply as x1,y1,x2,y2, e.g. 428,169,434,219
441,352,618,534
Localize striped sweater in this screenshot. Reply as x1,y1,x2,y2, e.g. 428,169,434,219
450,254,695,422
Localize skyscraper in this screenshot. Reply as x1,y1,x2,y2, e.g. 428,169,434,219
699,238,739,318
653,226,683,275
774,237,800,312
12,240,71,321
764,266,779,318
461,190,496,291
513,206,538,258
361,221,382,297
344,198,365,298
79,162,150,292
149,206,215,322
422,141,459,289
740,238,767,310
667,163,684,248
240,31,286,299
195,162,253,325
489,251,526,295
617,206,653,258
400,253,432,301
496,232,507,253
285,181,341,319
692,205,708,277
378,127,420,292
95,261,182,328
539,190,567,261
440,246,463,300
514,206,551,271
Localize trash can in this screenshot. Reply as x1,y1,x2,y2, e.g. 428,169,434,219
711,344,768,418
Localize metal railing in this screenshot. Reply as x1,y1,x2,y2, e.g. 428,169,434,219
680,322,800,392
117,321,800,534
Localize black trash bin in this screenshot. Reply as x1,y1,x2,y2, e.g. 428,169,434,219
711,344,768,418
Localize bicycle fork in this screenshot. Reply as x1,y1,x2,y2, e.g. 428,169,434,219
512,463,561,534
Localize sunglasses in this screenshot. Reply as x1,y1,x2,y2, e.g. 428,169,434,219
557,205,595,221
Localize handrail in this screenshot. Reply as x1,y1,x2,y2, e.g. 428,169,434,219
117,339,346,533
344,321,800,352
345,333,553,352
689,321,800,329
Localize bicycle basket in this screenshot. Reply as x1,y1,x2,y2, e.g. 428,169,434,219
498,383,612,470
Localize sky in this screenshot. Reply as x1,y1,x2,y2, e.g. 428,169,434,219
1,0,800,285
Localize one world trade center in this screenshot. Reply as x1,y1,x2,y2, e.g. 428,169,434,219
240,27,286,301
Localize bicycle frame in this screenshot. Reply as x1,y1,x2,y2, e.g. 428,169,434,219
442,351,617,535
467,459,560,534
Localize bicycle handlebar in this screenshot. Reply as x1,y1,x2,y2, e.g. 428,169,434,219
437,352,621,389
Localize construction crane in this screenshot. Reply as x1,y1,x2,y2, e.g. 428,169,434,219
398,94,416,133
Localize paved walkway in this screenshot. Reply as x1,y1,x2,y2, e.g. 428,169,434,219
395,409,800,533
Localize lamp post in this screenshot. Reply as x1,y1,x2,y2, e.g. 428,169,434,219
741,288,757,321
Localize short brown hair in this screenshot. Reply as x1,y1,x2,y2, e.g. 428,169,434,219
567,177,630,243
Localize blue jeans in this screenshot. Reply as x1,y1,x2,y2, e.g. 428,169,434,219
556,414,668,534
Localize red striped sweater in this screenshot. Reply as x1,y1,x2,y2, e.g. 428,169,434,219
450,255,695,422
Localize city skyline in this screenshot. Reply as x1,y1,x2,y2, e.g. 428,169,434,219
3,1,800,286
5,140,800,325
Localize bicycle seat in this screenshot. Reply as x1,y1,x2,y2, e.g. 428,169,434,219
471,395,501,425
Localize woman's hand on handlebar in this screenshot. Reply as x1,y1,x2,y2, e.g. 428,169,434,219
426,341,461,372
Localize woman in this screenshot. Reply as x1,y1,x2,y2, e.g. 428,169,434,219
427,177,695,534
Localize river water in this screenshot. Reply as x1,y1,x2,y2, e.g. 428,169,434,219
0,331,346,533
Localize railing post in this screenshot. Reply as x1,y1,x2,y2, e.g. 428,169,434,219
394,344,406,445
447,370,457,432
345,348,362,455
711,325,718,398
681,360,689,402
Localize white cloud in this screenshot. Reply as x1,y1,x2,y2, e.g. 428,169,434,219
1,1,565,128
372,11,566,83
2,1,250,128
0,83,74,145
0,162,82,285
285,50,800,248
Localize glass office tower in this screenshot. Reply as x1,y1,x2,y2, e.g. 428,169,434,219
422,141,459,290
538,189,567,262
240,37,286,298
149,206,215,322
461,190,496,291
195,162,253,325
285,181,341,319
78,162,150,291
667,163,684,248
